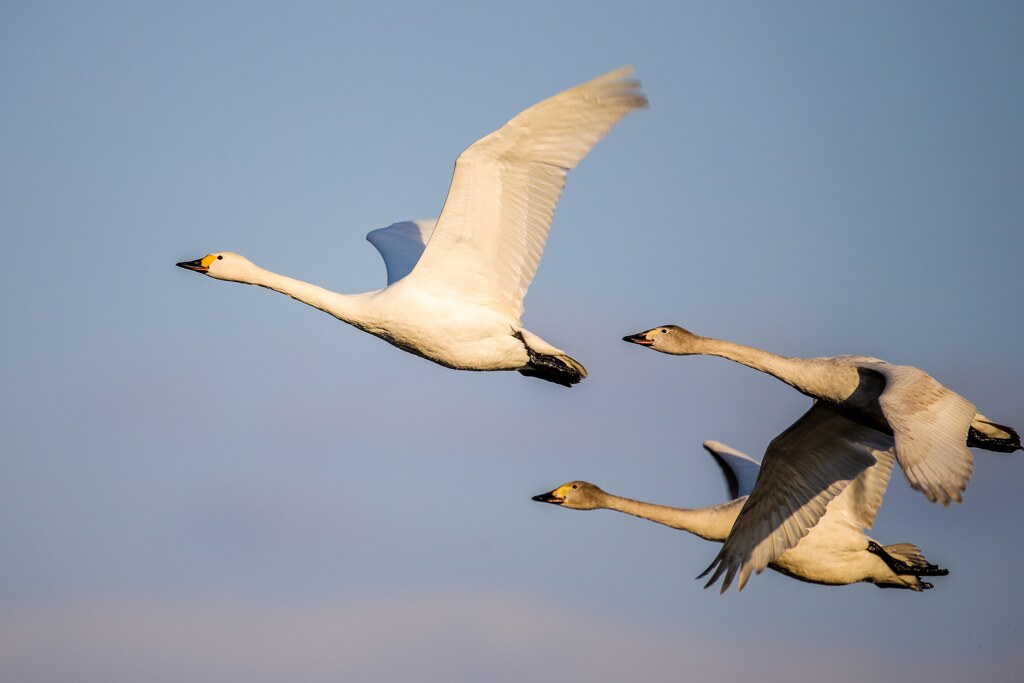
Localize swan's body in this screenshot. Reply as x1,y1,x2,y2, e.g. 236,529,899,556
533,441,947,592
622,325,1019,589
177,68,647,387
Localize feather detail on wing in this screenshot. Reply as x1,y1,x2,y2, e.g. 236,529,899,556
366,219,437,285
864,362,975,506
702,441,761,500
834,445,896,530
406,67,647,320
700,403,891,592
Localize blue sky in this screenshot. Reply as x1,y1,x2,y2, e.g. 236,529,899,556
2,1,1022,681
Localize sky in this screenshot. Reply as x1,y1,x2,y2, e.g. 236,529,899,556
1,1,1022,681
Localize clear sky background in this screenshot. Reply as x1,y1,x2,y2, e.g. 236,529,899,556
2,2,1022,681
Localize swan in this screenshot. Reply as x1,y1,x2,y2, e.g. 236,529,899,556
622,325,1019,589
176,68,647,387
623,325,1021,502
533,440,949,592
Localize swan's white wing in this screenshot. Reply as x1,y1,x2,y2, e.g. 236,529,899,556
702,441,761,500
835,445,897,530
863,361,975,506
701,402,892,592
405,67,647,320
366,219,437,285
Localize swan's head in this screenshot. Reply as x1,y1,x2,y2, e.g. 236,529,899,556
532,481,605,510
176,252,258,283
622,325,702,355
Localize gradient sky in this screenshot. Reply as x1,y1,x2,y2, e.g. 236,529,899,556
2,2,1022,681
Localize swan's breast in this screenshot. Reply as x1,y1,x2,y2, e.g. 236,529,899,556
364,287,528,370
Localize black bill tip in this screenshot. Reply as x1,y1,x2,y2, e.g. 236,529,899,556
622,333,652,345
532,492,562,504
176,258,207,273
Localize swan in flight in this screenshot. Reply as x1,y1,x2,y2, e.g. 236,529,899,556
177,68,647,387
623,325,1021,503
533,440,948,592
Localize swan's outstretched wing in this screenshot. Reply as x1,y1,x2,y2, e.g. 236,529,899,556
702,441,761,500
406,67,647,320
862,361,975,506
701,402,892,592
834,445,897,530
366,219,437,285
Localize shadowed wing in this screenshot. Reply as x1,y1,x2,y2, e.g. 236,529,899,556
702,441,761,500
366,219,437,285
404,67,647,320
701,402,893,592
834,445,897,530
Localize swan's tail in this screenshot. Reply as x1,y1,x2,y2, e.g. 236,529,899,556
968,415,1022,453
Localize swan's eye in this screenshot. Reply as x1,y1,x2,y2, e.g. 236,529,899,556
217,255,223,260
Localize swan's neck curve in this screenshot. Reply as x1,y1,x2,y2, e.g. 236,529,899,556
238,263,377,330
594,491,740,542
692,336,826,398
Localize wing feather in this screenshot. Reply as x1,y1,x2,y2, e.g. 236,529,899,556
864,362,975,506
406,67,647,319
702,441,761,499
700,403,892,592
834,445,897,529
365,219,437,285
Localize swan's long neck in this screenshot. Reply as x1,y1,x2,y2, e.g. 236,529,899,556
595,491,739,542
691,336,826,398
240,264,376,330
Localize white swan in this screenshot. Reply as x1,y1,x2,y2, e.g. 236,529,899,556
176,68,647,387
533,440,948,592
623,325,1021,501
621,325,1019,589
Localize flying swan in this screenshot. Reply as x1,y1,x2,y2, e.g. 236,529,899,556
176,68,647,386
622,325,1020,587
533,439,948,592
623,325,1020,500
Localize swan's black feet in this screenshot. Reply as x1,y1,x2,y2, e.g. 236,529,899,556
517,354,583,387
867,541,949,577
513,331,585,387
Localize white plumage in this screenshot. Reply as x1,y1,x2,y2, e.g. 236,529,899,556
534,440,948,592
623,324,1020,588
178,68,647,386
